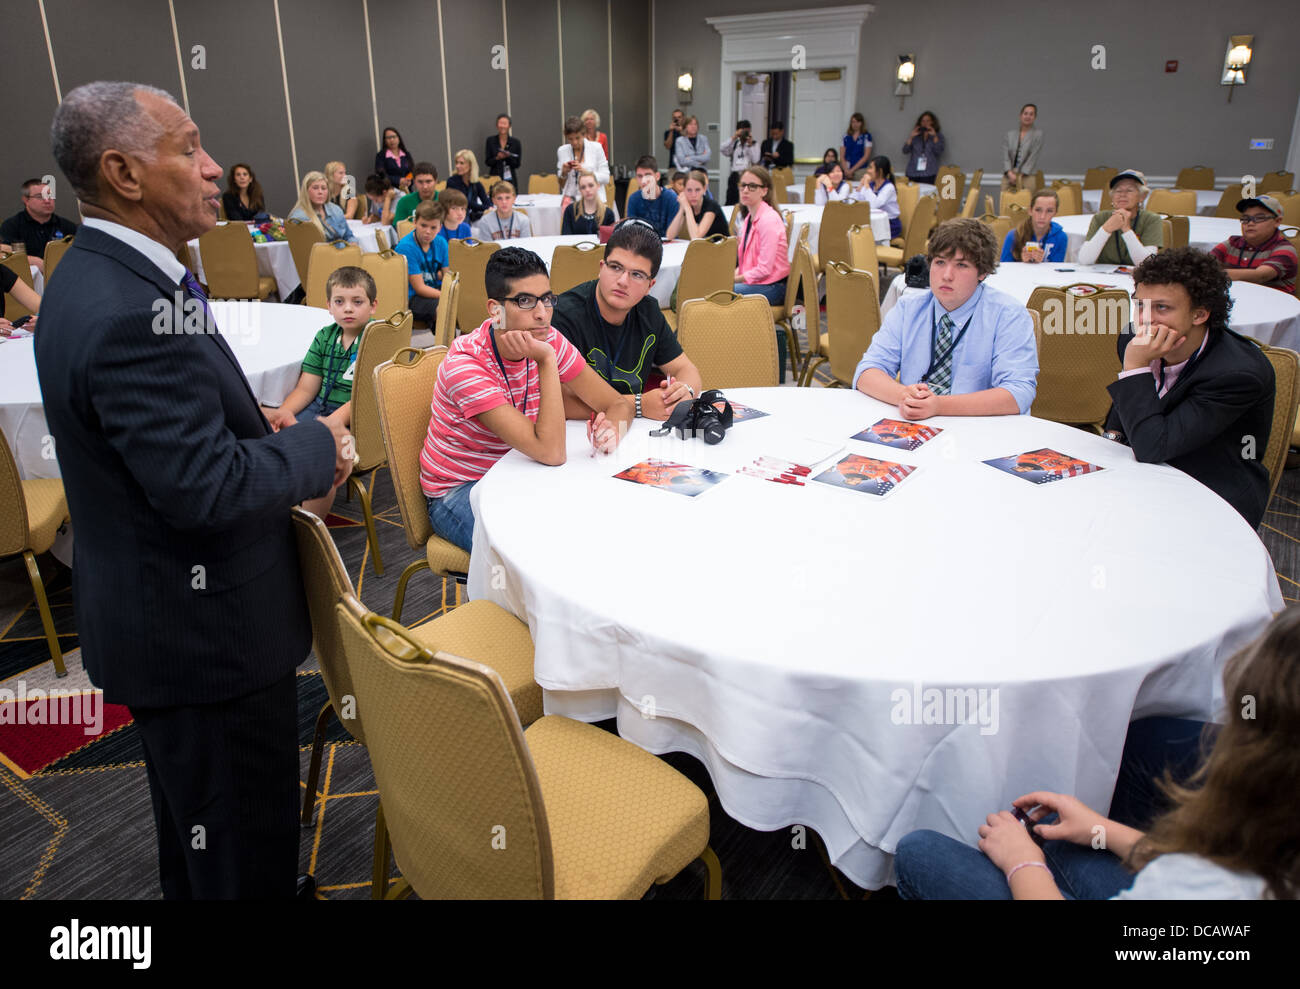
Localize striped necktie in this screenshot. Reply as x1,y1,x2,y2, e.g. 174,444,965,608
930,313,955,395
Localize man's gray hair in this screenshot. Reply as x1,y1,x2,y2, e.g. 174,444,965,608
50,81,177,202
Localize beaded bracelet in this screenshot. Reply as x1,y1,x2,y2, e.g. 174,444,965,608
1006,861,1050,882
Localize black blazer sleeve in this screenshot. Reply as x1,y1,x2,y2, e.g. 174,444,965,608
775,140,794,168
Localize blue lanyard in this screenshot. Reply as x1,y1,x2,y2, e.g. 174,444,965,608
922,301,975,384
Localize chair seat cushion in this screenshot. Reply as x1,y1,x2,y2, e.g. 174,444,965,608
524,716,709,898
889,236,905,248
20,479,69,555
258,276,277,300
426,534,470,577
769,304,787,322
663,310,677,331
876,246,905,267
1293,406,1300,448
407,599,542,726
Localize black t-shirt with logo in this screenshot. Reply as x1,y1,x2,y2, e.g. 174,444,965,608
0,210,77,259
551,279,683,394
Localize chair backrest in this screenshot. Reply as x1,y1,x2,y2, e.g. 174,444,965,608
979,213,1014,250
803,173,819,205
900,195,937,259
285,219,324,288
447,238,500,333
527,173,559,195
604,181,615,212
1026,284,1129,426
549,241,603,294
896,181,921,236
199,223,261,299
676,290,778,389
373,346,445,550
674,236,737,312
845,223,879,275
1147,189,1196,216
375,229,390,253
999,187,1032,215
0,428,35,558
1282,228,1299,293
42,236,74,284
785,237,821,315
1259,171,1295,194
771,167,794,204
1280,197,1300,228
1160,217,1173,252
1051,180,1082,216
780,208,796,246
1163,213,1189,250
983,194,995,216
306,243,363,309
0,250,36,320
352,312,411,470
434,271,460,347
934,165,966,223
1175,166,1215,190
1254,343,1300,497
1215,183,1245,218
1082,167,1118,190
1005,203,1027,234
823,261,880,386
361,250,410,323
1027,307,1042,353
336,599,555,899
290,509,365,744
396,218,416,241
959,183,981,219
817,201,875,270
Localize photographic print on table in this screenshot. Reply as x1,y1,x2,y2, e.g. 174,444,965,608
983,448,1104,485
614,459,728,498
852,418,942,451
723,401,769,423
811,454,917,498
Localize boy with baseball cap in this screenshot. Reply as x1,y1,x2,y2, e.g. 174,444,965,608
1209,194,1297,293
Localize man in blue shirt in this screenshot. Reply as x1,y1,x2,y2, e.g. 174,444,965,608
394,200,449,326
854,218,1038,418
626,155,678,238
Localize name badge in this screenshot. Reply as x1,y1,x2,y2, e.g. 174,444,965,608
917,156,927,171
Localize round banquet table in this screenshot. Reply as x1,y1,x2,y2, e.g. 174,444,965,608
880,263,1300,350
1082,188,1221,216
1056,214,1240,261
514,194,565,237
504,234,685,308
0,301,327,482
187,224,301,299
347,218,398,254
723,203,891,257
466,387,1281,888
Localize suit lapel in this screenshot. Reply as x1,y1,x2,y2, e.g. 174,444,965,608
1158,331,1217,409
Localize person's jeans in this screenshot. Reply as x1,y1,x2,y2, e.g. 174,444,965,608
426,480,478,553
1109,717,1216,830
733,279,786,304
895,824,1137,900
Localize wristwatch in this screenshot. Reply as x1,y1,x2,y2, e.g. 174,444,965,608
634,393,643,418
1102,430,1124,443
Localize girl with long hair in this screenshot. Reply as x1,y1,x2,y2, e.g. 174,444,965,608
561,170,615,235
1002,188,1067,263
287,171,356,244
855,155,900,240
375,126,413,192
666,169,729,240
446,148,491,222
221,163,265,221
325,161,360,220
842,112,873,180
814,162,853,205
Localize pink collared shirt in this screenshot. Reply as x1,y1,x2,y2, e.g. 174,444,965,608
1117,333,1209,397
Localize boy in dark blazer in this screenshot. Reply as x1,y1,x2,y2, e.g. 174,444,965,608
1103,247,1275,528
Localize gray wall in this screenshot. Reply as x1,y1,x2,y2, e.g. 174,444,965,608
652,0,1300,188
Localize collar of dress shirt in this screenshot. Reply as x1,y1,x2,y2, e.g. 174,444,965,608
82,217,187,284
1152,330,1210,393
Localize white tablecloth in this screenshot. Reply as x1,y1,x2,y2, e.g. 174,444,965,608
1056,215,1240,261
30,264,43,296
0,302,327,481
514,194,565,237
347,218,398,254
1082,188,1221,216
466,386,1280,888
504,234,685,308
724,204,891,258
187,225,301,299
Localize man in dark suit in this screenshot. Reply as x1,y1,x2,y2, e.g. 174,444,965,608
761,121,795,171
1103,247,1275,528
36,81,351,898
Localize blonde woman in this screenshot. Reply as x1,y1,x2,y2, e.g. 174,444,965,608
446,148,491,222
325,161,360,219
287,171,356,244
581,108,610,162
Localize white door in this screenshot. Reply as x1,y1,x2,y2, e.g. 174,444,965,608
738,73,769,129
791,69,845,159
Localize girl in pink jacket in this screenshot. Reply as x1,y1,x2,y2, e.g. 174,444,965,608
732,166,790,304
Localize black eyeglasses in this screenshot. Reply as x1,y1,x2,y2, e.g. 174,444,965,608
602,259,652,284
498,292,559,310
1240,214,1275,225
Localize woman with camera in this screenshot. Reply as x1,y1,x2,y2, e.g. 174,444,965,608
721,119,762,205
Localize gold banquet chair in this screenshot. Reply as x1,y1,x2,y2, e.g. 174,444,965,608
1175,166,1215,190
958,183,982,219
1251,343,1299,499
676,290,778,389
893,182,921,248
1215,184,1245,219
0,250,37,321
360,251,411,329
285,219,324,294
934,166,967,224
0,431,69,677
976,213,1014,254
1051,180,1083,217
373,347,470,621
395,219,416,242
803,261,880,387
817,201,874,272
1147,189,1196,217
549,241,603,295
1027,284,1129,430
999,187,1032,216
1259,171,1295,194
664,235,736,330
198,223,276,300
306,242,363,309
1082,166,1118,191
448,238,500,334
878,195,937,273
338,600,718,900
433,271,460,348
527,174,559,195
776,235,821,382
42,236,74,285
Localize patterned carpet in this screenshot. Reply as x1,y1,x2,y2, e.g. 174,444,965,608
3,318,1298,900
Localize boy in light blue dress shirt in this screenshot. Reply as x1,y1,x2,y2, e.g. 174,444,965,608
854,218,1038,419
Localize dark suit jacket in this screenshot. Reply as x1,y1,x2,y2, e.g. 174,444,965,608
34,226,337,707
762,138,794,169
1105,327,1275,528
484,135,522,179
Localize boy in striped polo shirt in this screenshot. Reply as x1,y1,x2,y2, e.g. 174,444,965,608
1209,195,1297,294
420,247,633,552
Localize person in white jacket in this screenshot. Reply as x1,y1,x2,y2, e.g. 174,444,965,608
556,115,609,210
814,162,854,206
855,155,901,240
720,119,762,205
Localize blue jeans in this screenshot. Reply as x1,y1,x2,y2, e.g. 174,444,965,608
426,480,477,553
732,279,786,303
302,396,339,419
895,824,1137,900
1109,717,1216,830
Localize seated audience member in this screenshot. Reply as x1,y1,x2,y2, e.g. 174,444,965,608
1000,188,1068,263
552,218,703,422
221,163,265,221
670,171,688,197
557,115,610,211
288,171,356,245
855,155,901,240
395,201,450,326
814,162,853,205
894,605,1300,900
375,126,414,192
1,259,42,337
1002,103,1043,193
674,116,711,172
813,147,840,177
1210,195,1297,293
446,149,492,222
626,155,678,237
902,111,944,184
1078,169,1162,265
663,108,686,169
484,113,522,184
394,162,439,223
842,112,873,180
1102,247,1275,528
325,161,360,219
721,119,762,205
581,109,610,162
666,169,729,241
561,171,615,236
263,265,377,518
361,173,398,226
855,218,1037,419
419,248,632,551
1,178,78,273
436,188,472,244
472,181,532,241
761,122,794,170
732,166,790,304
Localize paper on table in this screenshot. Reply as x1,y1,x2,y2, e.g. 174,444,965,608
757,436,845,470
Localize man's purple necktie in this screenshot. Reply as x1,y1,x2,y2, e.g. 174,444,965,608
180,269,216,329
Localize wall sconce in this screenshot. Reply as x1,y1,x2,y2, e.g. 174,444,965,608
895,55,914,109
677,70,694,104
1221,35,1252,102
